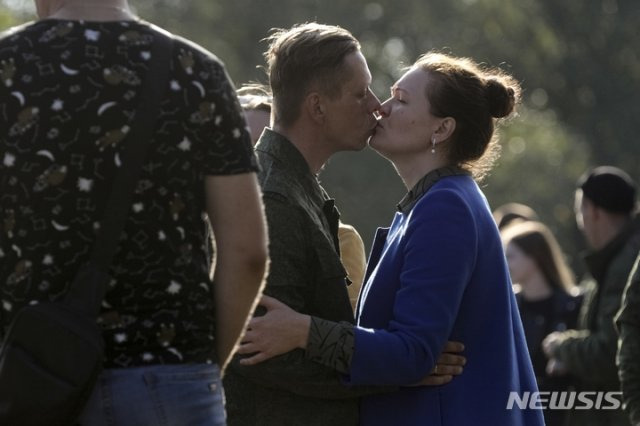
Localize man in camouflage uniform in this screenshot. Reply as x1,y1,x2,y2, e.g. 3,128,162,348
543,166,639,426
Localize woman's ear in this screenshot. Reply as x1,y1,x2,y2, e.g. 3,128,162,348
436,117,456,142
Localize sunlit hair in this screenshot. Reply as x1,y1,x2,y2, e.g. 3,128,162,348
493,202,539,230
237,83,272,113
264,22,360,127
501,221,576,294
414,52,521,181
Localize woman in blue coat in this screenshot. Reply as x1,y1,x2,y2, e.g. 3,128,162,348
239,52,544,426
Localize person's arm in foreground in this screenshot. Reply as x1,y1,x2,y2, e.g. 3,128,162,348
206,173,268,372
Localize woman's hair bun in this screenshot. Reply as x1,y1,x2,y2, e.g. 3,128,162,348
485,78,517,118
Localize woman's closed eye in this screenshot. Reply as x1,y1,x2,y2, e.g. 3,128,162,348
390,87,407,103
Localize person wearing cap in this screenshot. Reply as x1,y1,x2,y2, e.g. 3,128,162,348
543,165,640,426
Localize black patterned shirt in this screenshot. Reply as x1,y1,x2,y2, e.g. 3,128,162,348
0,19,258,367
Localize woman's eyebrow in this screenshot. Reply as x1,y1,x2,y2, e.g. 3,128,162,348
391,85,408,96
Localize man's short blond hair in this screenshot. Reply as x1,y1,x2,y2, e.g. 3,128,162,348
264,23,360,127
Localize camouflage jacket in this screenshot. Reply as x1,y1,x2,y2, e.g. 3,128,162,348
553,215,640,426
224,130,379,426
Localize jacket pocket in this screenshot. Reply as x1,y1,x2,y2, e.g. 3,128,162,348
308,228,353,323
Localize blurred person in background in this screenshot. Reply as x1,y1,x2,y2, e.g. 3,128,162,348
493,202,540,231
0,1,268,424
543,165,639,426
502,220,583,426
337,222,366,311
237,84,272,145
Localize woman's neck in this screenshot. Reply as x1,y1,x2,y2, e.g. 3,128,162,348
46,1,135,21
391,151,449,190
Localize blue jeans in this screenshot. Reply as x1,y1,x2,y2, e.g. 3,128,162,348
78,363,226,426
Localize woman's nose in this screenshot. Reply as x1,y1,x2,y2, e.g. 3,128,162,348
377,99,391,118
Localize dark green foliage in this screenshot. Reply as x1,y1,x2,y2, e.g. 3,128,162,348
2,0,638,274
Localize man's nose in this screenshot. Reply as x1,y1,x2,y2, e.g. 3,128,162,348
368,90,382,113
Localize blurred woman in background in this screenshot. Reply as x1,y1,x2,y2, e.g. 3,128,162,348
503,220,583,426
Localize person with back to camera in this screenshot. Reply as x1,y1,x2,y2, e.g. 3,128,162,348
0,1,269,424
502,220,583,426
543,165,639,426
238,51,545,426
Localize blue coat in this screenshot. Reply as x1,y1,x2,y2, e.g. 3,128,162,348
348,175,544,426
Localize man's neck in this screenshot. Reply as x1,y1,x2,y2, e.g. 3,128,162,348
273,123,334,175
45,1,135,21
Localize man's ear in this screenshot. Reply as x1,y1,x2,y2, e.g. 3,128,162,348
304,92,326,124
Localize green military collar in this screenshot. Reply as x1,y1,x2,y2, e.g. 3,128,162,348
255,129,324,201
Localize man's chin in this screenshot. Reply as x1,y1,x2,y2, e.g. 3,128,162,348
342,138,369,152
367,134,379,149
